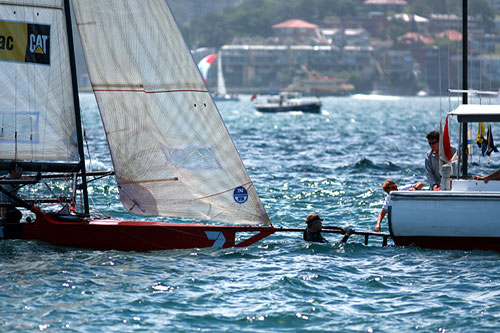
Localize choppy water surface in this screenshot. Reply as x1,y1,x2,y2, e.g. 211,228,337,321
2,94,500,332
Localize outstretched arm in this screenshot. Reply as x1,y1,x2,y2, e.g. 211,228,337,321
374,209,387,232
474,170,500,183
409,182,425,191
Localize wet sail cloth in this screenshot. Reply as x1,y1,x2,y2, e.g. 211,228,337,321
0,0,78,164
71,0,270,225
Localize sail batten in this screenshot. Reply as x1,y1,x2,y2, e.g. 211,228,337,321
93,88,209,94
72,0,270,225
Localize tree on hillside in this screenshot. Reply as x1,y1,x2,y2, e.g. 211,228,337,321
179,0,498,48
469,0,497,32
180,0,362,48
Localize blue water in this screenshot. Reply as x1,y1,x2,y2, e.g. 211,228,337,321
2,94,500,332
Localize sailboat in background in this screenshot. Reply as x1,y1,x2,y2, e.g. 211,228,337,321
214,51,239,101
197,53,217,84
0,0,274,251
197,52,239,101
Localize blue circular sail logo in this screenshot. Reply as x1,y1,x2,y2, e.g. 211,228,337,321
233,186,248,204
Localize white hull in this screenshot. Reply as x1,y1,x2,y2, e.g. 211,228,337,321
389,180,500,251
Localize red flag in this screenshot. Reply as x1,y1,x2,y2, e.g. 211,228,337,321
250,93,257,101
443,116,452,161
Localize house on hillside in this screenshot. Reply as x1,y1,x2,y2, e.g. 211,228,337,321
396,32,434,70
429,14,480,35
272,19,328,44
397,32,434,46
435,29,462,42
470,33,500,53
322,28,370,47
342,45,376,76
390,13,429,33
363,0,407,13
381,50,416,93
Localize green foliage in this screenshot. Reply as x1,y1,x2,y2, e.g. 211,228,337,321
469,0,497,32
409,0,452,17
181,0,361,48
388,20,410,42
179,0,500,48
433,37,459,52
339,71,372,93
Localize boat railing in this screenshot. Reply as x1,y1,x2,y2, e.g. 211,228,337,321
451,179,500,192
448,88,500,96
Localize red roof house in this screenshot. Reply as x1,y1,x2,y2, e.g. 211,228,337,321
397,32,435,45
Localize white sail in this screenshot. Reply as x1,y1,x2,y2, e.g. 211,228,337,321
71,0,270,225
216,51,227,96
0,0,79,163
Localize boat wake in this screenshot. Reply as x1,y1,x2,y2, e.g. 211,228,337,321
352,94,401,101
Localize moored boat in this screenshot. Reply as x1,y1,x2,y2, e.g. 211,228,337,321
390,177,500,251
388,0,500,251
254,92,322,113
388,0,500,252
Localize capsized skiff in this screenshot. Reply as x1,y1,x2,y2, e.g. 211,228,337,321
0,0,275,251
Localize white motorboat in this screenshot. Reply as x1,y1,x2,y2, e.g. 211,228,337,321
254,91,322,113
389,102,500,251
386,0,500,252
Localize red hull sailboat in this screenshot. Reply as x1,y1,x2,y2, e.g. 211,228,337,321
0,0,274,251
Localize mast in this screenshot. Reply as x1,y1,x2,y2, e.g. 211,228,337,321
63,0,89,216
461,0,468,178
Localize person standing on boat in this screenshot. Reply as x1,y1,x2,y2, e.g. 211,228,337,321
425,131,457,190
374,179,424,232
303,213,328,243
0,162,24,223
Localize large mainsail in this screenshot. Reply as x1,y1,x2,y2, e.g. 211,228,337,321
71,0,270,225
0,0,79,165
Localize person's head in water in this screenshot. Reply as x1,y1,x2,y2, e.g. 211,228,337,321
305,213,324,233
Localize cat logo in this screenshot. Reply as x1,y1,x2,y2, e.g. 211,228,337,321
29,33,49,55
0,20,50,65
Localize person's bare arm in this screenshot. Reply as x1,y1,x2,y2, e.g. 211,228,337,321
374,209,387,232
474,170,500,183
409,182,425,191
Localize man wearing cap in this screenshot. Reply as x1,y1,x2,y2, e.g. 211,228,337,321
303,213,328,243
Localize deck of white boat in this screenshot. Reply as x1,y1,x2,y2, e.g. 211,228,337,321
392,180,500,198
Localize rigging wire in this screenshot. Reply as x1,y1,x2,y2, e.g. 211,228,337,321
489,0,494,103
